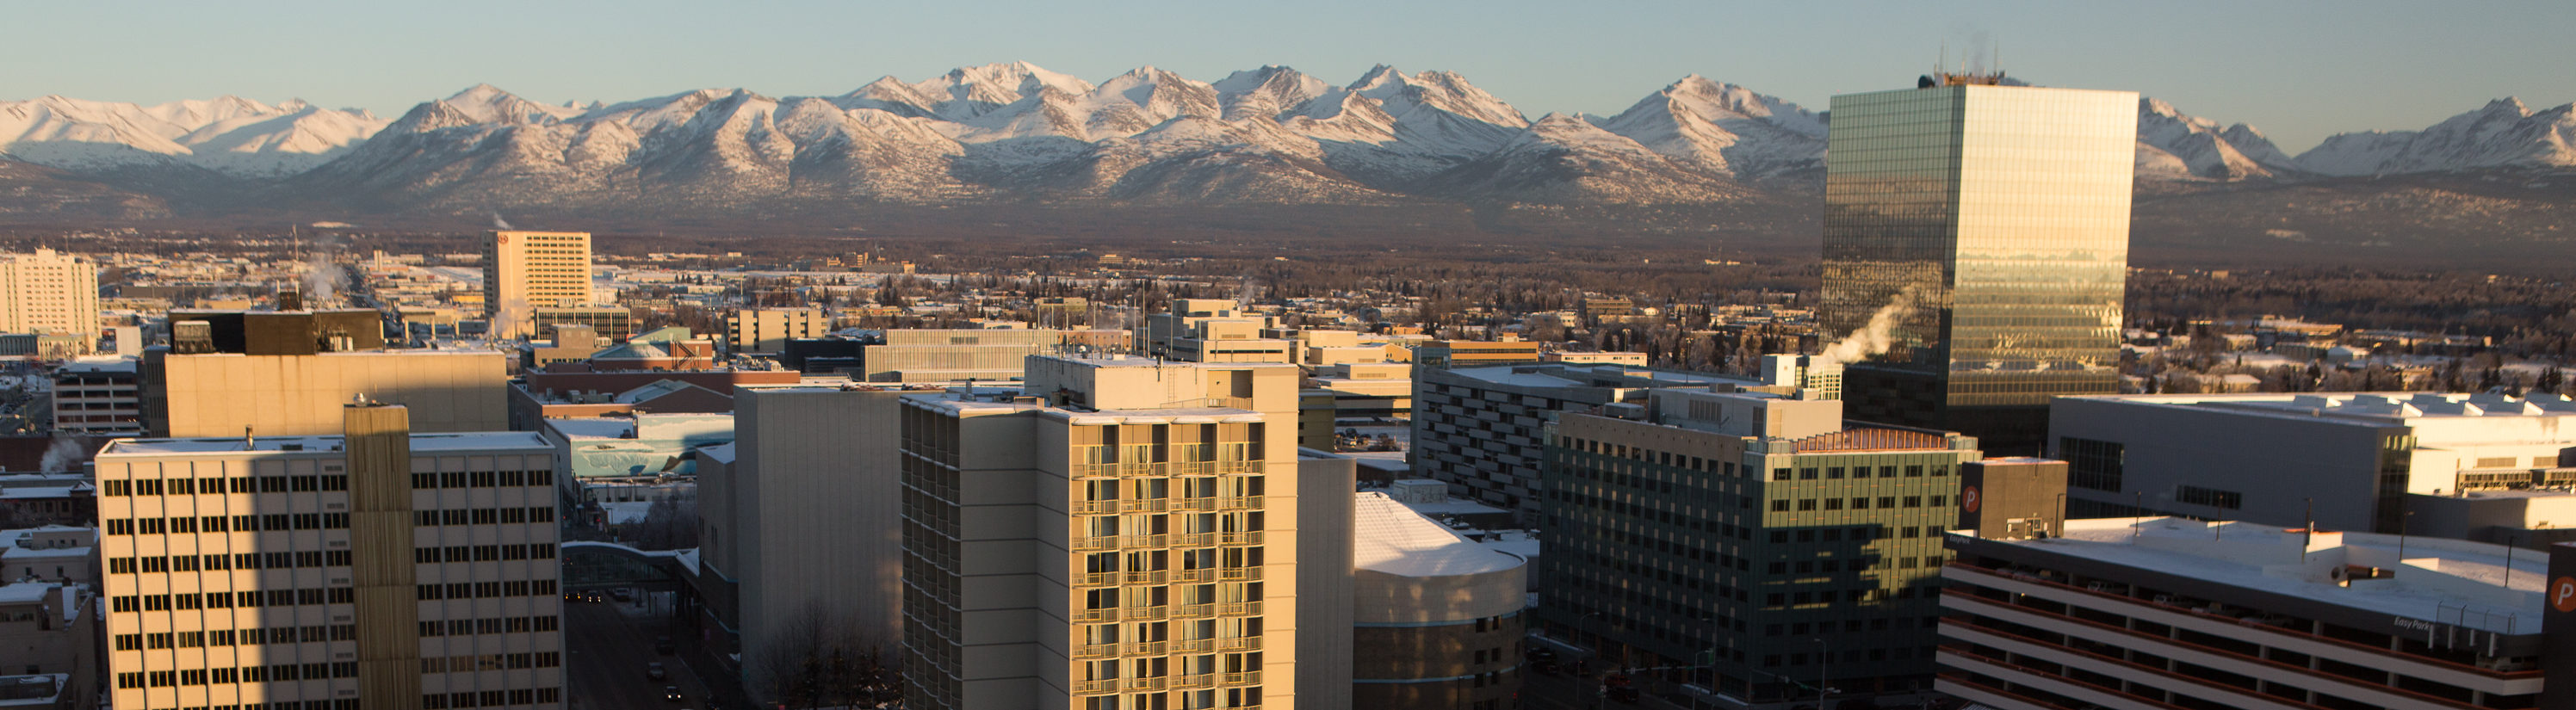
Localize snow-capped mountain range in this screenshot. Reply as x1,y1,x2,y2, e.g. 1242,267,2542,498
3,63,2571,215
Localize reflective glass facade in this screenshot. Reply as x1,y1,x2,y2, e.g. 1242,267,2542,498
1823,84,2136,421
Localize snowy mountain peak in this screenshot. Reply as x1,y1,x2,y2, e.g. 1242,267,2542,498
1213,66,1328,121
2297,96,2575,176
439,84,579,125
913,62,1095,120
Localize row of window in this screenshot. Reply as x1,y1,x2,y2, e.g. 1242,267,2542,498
119,661,356,687
123,699,363,709
419,651,561,672
411,470,554,490
418,615,560,637
416,580,559,600
412,507,556,526
111,551,352,574
103,475,350,497
115,625,356,650
1776,464,1951,481
1770,495,1949,512
113,589,351,613
105,513,350,535
412,544,559,563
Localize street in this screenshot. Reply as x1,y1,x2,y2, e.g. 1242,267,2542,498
566,594,715,710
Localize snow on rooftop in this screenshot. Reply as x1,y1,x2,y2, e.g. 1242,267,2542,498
1353,492,1524,578
1983,517,2543,633
102,431,550,455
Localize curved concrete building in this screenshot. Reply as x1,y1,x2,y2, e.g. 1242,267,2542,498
1352,491,1527,709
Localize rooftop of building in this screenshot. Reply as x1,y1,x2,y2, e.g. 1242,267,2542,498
2061,392,2576,423
100,429,551,455
1957,516,2543,633
55,356,136,374
1353,491,1526,578
1441,362,1756,390
1046,354,1297,371
907,390,1268,425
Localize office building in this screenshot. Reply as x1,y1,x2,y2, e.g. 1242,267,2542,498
725,307,830,355
1140,299,1290,363
1412,363,1773,522
1349,491,1525,710
96,404,565,710
2407,488,2576,551
1411,340,1542,369
483,231,594,339
1821,73,2137,451
142,347,508,438
1540,388,1984,705
693,386,908,699
2048,392,2576,533
898,355,1309,710
528,306,633,343
0,250,100,347
53,356,143,435
1940,516,2553,710
851,329,1130,383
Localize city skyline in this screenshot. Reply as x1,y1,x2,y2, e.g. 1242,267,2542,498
5,1,2573,152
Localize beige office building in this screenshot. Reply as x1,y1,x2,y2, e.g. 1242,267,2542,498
483,232,594,338
899,356,1307,710
0,249,100,344
145,349,510,437
725,308,830,355
96,404,564,710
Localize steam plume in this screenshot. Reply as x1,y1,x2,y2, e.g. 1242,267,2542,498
492,213,515,230
1816,287,1919,367
37,435,82,473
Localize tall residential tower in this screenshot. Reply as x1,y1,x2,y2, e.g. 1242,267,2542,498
898,355,1316,710
482,231,594,339
1820,74,2137,451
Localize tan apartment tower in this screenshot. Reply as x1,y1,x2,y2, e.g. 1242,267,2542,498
96,405,564,709
899,355,1307,710
483,232,594,339
0,249,101,346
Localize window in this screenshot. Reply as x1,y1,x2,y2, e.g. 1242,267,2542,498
2061,436,2125,491
1768,500,1788,512
1797,499,1817,511
1825,466,1844,479
1798,467,1817,480
2176,485,2245,510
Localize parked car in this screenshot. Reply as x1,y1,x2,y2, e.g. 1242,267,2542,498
655,635,675,655
611,588,635,602
646,662,667,681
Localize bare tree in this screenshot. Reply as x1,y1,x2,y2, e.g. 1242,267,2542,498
750,602,900,709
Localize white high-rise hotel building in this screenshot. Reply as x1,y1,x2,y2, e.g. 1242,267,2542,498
96,404,565,710
0,248,100,342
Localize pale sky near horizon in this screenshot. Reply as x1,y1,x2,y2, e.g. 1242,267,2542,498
9,0,2570,153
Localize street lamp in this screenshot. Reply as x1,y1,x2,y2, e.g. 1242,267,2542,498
1813,638,1830,710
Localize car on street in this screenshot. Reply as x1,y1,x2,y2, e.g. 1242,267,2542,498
646,662,667,681
655,635,675,655
611,588,635,602
664,686,683,701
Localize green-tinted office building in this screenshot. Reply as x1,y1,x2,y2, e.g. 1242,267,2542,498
1539,388,1982,706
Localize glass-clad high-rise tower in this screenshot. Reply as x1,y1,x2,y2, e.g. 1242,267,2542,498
1821,75,2137,452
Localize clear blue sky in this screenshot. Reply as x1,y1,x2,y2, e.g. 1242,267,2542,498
9,0,2570,152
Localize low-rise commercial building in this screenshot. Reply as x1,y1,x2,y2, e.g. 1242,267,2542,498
2048,392,2576,533
1940,516,2553,710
